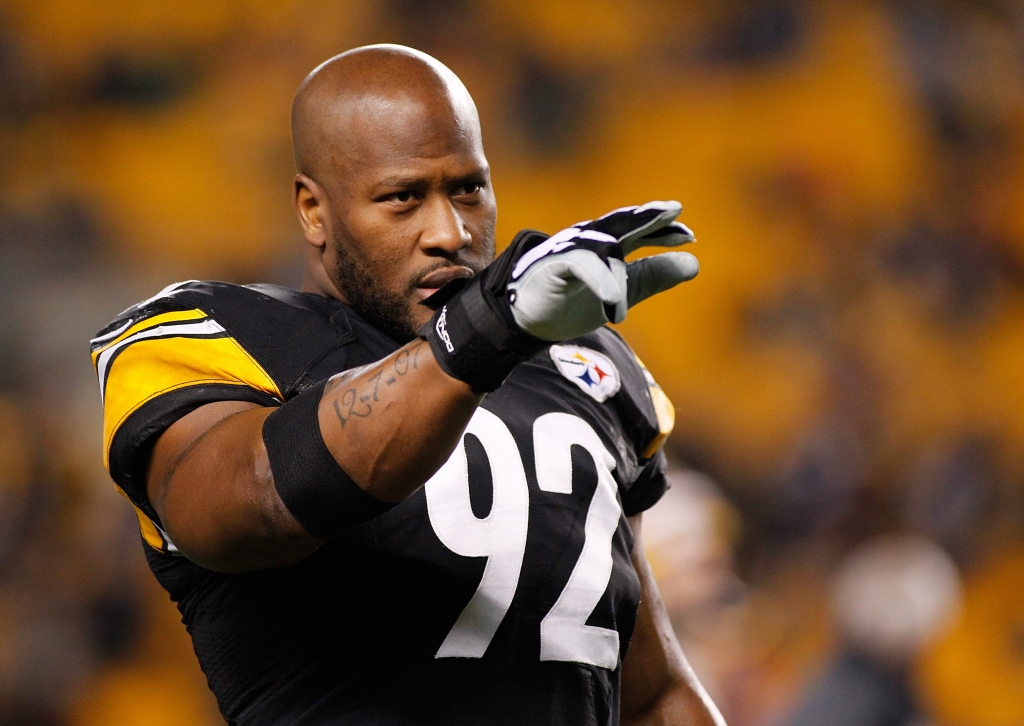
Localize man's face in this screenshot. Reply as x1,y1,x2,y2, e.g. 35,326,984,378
320,95,496,340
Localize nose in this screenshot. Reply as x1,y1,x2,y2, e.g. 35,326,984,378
419,196,472,256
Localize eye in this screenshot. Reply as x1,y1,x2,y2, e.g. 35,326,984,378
454,182,483,198
390,191,413,203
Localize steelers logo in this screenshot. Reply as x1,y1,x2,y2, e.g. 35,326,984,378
548,345,621,402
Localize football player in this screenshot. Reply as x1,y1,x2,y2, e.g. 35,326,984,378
91,45,725,726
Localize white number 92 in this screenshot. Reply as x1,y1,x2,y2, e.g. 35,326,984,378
425,409,624,670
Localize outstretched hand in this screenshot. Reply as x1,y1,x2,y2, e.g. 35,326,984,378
507,201,699,341
418,200,699,392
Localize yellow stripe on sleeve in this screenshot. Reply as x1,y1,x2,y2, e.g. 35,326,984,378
632,353,676,458
91,308,209,362
101,333,283,468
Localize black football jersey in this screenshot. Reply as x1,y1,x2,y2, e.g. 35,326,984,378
90,281,676,726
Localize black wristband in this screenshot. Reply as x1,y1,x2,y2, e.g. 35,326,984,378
262,380,395,539
418,230,551,393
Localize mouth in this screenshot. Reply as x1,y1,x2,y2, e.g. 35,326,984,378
415,266,475,301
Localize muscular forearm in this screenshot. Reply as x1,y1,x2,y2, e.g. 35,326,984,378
148,340,480,572
317,338,481,502
621,594,724,726
622,671,726,726
621,515,727,726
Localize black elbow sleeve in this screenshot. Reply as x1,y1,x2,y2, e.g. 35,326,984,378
262,379,395,540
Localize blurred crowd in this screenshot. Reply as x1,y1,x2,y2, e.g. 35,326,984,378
0,1,1022,724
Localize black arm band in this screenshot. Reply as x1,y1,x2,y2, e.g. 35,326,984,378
262,380,395,539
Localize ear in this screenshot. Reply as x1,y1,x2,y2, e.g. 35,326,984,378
294,174,329,249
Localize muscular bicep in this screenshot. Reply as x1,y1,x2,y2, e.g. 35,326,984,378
147,399,262,516
147,400,318,572
143,339,480,573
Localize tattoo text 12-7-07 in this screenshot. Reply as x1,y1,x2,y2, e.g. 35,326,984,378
330,340,426,429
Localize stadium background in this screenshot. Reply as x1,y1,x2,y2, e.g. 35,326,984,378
0,0,1022,724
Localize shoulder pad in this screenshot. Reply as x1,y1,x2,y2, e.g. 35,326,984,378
90,281,402,528
563,327,674,460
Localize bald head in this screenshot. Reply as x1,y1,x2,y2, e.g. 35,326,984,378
290,45,496,339
291,44,482,183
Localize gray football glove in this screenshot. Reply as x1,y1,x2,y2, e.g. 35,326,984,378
419,200,698,392
508,201,698,340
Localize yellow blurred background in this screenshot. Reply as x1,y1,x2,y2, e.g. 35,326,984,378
0,1,1021,724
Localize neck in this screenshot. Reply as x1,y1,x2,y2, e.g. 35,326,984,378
301,258,347,301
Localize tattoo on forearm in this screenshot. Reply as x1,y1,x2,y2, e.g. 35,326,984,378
394,349,409,377
330,340,427,429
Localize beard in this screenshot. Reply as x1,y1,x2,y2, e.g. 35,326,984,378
332,237,421,342
331,228,493,342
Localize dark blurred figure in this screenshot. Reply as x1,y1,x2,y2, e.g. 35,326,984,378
784,536,961,726
885,0,1024,325
887,0,1021,154
700,0,808,66
90,52,198,109
785,650,916,726
877,213,1011,326
905,436,1004,566
508,52,596,157
0,20,41,121
376,0,477,59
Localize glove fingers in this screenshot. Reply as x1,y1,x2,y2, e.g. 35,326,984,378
626,252,699,309
590,201,682,248
621,221,695,255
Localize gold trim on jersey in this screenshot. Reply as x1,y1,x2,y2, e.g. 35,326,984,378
91,308,208,356
95,309,283,468
112,484,178,553
632,353,676,458
133,504,168,551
